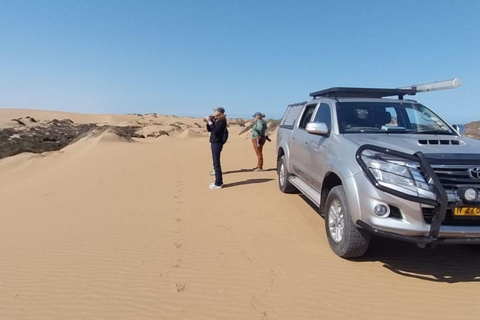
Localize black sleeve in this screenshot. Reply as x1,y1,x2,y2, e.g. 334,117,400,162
206,118,226,134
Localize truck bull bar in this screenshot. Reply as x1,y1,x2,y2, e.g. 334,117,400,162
355,144,461,248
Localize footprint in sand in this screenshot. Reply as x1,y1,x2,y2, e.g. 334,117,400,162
175,283,187,292
249,295,265,310
173,242,183,249
172,258,182,269
241,249,252,264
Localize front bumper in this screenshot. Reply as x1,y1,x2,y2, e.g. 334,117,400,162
356,220,480,246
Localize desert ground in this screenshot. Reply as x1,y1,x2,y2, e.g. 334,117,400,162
1,108,479,320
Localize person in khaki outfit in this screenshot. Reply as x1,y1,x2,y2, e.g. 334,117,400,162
251,112,269,172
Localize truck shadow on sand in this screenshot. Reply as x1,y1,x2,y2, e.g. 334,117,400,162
358,238,480,283
299,195,480,283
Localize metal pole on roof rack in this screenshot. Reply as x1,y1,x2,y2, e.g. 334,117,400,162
398,78,461,93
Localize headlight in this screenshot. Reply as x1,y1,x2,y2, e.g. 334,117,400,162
361,154,434,197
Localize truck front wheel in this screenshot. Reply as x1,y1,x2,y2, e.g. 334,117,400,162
325,186,370,258
278,155,296,193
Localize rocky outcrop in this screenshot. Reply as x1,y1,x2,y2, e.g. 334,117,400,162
0,119,98,159
0,119,151,159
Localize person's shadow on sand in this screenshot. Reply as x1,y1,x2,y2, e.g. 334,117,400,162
223,168,276,175
355,237,480,283
223,178,274,188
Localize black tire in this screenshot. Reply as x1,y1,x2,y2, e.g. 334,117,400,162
278,155,296,193
324,186,370,258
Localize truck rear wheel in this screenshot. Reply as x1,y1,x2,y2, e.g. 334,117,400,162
278,155,296,193
325,186,370,258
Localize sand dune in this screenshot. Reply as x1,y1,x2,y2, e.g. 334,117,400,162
1,109,479,320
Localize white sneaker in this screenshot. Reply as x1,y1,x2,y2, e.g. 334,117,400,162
209,183,223,190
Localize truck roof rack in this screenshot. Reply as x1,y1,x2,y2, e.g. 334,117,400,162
310,79,461,100
309,87,417,100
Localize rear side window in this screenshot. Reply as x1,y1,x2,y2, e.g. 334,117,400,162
299,105,317,129
280,104,305,128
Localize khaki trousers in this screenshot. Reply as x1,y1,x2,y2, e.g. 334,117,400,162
252,137,266,169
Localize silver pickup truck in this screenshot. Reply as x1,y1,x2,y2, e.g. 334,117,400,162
276,81,480,258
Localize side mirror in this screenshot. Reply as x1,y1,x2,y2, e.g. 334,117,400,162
452,124,466,136
306,122,329,135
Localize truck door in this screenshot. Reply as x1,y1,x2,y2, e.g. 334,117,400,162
304,103,332,192
290,104,317,178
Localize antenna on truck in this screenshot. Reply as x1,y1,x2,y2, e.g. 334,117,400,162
398,78,461,93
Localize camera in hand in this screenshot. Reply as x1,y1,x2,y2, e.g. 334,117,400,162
204,115,215,122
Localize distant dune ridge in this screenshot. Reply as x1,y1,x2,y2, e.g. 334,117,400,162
465,120,480,140
1,108,480,320
0,109,279,159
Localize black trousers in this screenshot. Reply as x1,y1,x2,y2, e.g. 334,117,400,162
211,142,223,186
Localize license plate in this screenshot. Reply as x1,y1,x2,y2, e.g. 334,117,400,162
454,207,480,216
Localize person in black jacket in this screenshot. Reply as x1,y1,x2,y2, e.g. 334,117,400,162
204,107,227,189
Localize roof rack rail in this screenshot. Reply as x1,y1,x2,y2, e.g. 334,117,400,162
288,101,307,107
309,87,416,100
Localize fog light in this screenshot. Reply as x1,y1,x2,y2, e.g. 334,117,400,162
374,204,390,218
464,188,478,202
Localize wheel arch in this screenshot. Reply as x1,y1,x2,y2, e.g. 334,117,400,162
276,145,291,172
320,172,342,216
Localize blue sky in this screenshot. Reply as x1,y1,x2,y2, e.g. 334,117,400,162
1,0,479,123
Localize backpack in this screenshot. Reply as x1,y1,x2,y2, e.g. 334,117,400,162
223,128,229,144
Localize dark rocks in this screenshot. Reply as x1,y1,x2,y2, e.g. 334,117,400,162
229,119,246,127
239,123,254,135
169,124,182,130
11,118,26,126
0,120,152,159
0,121,98,159
146,131,169,138
112,126,145,141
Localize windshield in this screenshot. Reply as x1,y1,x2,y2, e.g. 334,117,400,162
336,102,455,135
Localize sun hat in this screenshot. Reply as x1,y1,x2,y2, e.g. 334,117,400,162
252,112,265,118
214,107,225,114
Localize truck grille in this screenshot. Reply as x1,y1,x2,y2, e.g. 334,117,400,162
422,208,480,226
431,164,480,189
422,164,480,226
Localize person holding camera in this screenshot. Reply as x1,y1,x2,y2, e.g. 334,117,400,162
251,112,269,172
204,107,227,190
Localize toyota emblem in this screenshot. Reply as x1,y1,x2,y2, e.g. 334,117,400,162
468,167,480,180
